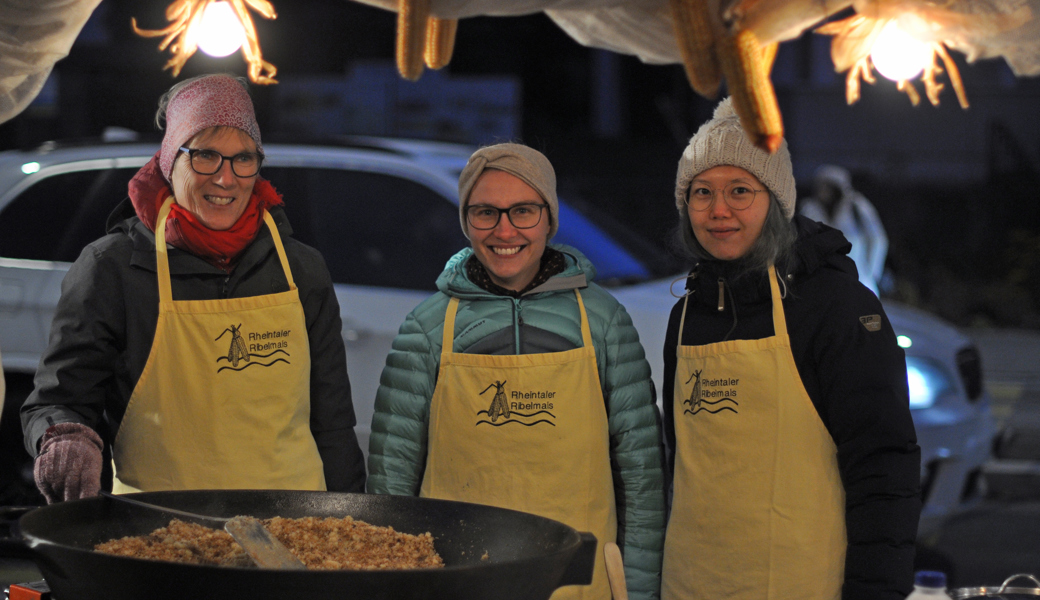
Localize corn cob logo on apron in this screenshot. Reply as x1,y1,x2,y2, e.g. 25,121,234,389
213,321,293,372
682,368,739,416
477,380,557,427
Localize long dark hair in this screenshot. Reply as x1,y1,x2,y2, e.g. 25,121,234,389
674,191,797,278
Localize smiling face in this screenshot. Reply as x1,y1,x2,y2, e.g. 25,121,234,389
466,170,550,292
170,127,258,231
686,165,770,261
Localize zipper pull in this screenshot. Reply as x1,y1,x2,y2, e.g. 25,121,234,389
717,278,725,312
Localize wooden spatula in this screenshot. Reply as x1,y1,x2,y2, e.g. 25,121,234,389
99,491,305,570
605,541,628,600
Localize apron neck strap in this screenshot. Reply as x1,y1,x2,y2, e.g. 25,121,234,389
678,294,690,346
574,289,593,348
443,297,460,354
441,289,592,357
263,210,296,290
155,197,176,303
676,265,787,345
767,265,789,339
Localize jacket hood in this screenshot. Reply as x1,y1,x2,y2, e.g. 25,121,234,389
683,214,858,299
787,214,857,280
436,244,596,299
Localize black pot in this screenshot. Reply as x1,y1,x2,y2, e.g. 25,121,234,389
0,490,596,600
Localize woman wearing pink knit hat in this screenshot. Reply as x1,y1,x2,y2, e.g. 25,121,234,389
22,74,366,501
661,98,920,600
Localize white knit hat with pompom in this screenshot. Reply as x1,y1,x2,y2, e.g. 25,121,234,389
674,97,796,220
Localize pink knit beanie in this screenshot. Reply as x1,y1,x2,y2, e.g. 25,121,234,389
159,74,262,181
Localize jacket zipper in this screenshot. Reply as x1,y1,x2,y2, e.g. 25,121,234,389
513,298,523,354
717,277,725,312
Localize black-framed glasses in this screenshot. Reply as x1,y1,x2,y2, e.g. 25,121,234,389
465,203,548,230
685,182,764,211
179,146,264,177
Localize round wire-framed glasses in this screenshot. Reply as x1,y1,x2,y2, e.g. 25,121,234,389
179,146,264,177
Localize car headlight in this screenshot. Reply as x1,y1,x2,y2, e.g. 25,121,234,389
906,356,954,410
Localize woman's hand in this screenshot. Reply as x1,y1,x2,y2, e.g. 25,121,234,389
33,422,103,503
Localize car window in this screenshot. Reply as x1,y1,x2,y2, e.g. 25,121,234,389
262,166,468,291
0,168,135,262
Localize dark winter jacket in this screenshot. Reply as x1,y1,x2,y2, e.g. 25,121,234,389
369,245,666,600
21,198,366,492
662,215,921,600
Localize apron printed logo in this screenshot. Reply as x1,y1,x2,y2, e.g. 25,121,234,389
683,370,739,416
475,380,556,427
214,324,291,372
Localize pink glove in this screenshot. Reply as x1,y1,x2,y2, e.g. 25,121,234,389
33,422,103,504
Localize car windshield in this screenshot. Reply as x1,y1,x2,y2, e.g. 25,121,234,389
553,194,683,286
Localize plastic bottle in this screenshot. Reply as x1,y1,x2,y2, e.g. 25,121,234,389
906,571,954,600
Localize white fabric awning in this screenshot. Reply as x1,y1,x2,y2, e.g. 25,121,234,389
1,0,1038,124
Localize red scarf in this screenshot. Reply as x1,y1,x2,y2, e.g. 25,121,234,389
128,153,284,269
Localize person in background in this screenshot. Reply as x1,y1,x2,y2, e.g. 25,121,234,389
799,164,889,295
367,143,666,600
661,98,921,600
22,74,365,502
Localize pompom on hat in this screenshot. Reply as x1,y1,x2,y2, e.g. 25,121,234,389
158,74,262,181
674,97,796,220
457,143,559,239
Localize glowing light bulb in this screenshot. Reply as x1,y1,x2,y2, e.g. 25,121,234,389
189,2,246,58
870,21,934,81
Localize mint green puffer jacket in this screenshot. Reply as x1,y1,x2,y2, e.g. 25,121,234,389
368,244,665,600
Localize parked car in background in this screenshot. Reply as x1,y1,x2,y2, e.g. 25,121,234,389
0,133,994,535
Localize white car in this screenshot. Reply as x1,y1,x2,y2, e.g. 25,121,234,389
0,133,994,535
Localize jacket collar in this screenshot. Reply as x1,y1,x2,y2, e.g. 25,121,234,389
108,197,292,276
436,244,595,300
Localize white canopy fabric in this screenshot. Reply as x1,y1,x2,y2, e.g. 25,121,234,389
0,0,1037,124
351,0,1040,76
0,0,102,124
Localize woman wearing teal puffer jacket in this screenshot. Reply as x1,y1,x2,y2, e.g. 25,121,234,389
367,143,666,600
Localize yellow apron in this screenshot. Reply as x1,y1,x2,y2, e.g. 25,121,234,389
420,291,616,600
112,197,325,492
662,266,846,600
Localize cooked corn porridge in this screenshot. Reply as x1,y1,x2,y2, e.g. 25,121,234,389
95,516,444,569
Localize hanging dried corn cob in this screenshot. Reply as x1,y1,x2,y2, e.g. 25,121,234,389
668,0,722,98
396,0,430,81
716,27,784,153
760,41,778,74
424,16,458,70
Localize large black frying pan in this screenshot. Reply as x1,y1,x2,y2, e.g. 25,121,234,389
0,490,596,600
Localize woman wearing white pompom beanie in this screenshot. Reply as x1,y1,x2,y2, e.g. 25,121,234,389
661,98,921,600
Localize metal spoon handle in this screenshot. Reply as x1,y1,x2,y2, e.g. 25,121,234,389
99,490,227,526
